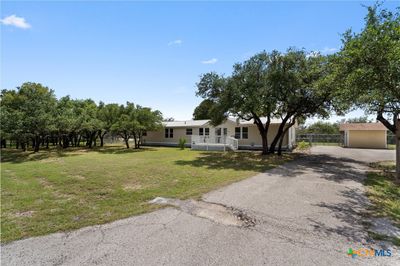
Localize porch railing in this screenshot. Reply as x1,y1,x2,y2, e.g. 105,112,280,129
190,135,238,150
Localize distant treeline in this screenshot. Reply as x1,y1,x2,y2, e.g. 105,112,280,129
298,117,375,135
1,82,163,152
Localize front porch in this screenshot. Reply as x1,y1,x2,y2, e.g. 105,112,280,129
190,135,238,151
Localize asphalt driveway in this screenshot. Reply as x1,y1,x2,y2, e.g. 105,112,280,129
1,146,397,266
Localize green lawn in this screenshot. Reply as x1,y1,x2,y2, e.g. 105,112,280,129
311,142,340,146
366,161,400,245
1,146,293,242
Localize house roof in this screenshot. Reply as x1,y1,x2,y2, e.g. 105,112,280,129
163,117,286,128
339,122,387,131
237,117,285,125
163,120,209,128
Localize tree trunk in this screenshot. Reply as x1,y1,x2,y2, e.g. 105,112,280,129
100,133,105,147
124,133,130,149
269,115,291,154
87,132,96,148
137,135,142,149
252,114,270,155
132,133,138,149
396,119,400,180
1,138,6,148
261,133,268,155
277,120,296,155
34,135,40,152
125,139,130,148
62,135,69,148
277,133,285,156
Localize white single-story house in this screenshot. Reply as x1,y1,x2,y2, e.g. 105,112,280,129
339,122,387,149
142,117,297,151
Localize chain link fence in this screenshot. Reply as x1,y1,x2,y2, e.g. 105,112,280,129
296,134,343,146
387,132,396,145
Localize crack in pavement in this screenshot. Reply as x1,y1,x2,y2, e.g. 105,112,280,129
149,197,256,228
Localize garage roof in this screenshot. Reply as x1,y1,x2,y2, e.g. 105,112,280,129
339,122,387,131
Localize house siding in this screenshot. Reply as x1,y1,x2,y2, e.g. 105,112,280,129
237,124,288,148
143,120,294,150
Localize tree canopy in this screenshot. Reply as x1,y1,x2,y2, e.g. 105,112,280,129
192,99,214,120
196,49,337,154
1,82,163,151
332,3,400,178
299,121,339,135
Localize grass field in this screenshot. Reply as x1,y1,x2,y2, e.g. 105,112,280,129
1,146,293,242
366,161,400,245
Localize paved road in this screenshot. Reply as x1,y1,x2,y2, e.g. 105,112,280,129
2,147,398,266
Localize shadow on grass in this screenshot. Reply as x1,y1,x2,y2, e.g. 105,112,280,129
0,148,81,163
175,151,294,172
93,146,157,154
175,151,367,180
0,146,157,163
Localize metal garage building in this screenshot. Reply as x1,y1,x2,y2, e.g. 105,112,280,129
339,122,387,149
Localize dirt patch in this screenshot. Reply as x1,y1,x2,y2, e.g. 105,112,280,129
14,211,35,218
149,197,256,227
73,175,86,180
40,158,64,163
123,184,142,191
38,177,53,188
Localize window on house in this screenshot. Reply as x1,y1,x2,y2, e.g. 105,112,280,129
186,128,192,135
199,128,204,136
165,128,173,138
216,128,221,136
235,127,241,139
223,128,227,136
205,128,210,136
242,127,248,139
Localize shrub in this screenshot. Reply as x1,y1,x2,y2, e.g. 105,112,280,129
178,137,187,150
297,141,311,150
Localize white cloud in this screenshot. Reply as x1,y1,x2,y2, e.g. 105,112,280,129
201,58,218,64
168,39,182,46
306,51,320,58
320,47,338,54
0,15,31,29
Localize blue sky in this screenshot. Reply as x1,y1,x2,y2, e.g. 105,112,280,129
1,1,398,122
